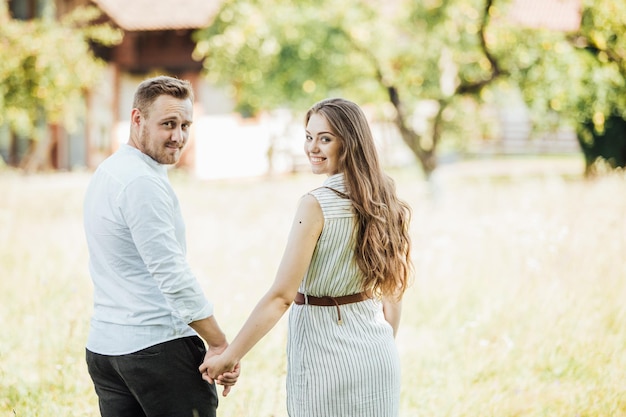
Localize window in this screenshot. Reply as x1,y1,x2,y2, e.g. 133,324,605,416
8,0,48,20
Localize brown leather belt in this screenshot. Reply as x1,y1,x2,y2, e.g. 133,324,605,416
294,291,371,324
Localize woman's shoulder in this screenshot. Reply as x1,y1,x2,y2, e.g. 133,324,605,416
294,193,323,224
307,185,331,198
306,188,353,219
307,185,348,203
299,192,321,207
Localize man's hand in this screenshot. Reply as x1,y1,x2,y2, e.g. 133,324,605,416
199,350,241,397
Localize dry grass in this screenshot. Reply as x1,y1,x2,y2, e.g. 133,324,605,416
1,156,625,416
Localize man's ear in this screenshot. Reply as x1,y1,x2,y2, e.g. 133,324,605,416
130,108,142,127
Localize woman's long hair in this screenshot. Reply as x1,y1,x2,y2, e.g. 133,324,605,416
305,98,412,299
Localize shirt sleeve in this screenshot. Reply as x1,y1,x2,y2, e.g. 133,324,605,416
118,175,213,323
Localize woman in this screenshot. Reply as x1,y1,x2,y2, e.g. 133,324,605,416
200,98,412,416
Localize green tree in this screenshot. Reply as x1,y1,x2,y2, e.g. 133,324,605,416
194,0,503,179
491,0,626,176
0,3,121,171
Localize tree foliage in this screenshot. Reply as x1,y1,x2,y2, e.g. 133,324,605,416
195,0,626,177
194,0,500,178
0,4,121,168
194,1,383,114
489,0,626,174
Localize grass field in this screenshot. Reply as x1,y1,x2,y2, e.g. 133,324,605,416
1,156,625,416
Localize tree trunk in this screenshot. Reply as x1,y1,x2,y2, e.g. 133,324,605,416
394,124,437,180
386,85,439,179
19,129,55,173
577,115,626,178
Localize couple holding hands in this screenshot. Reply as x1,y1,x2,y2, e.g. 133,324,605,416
83,75,411,417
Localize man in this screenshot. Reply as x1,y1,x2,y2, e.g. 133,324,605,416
83,75,238,417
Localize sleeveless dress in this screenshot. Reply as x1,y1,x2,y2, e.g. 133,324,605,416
286,173,400,417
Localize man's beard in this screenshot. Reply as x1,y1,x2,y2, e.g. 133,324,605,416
139,129,183,165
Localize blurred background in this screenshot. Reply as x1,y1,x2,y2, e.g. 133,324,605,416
1,0,625,179
1,0,625,416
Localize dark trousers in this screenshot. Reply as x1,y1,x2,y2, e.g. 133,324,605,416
86,336,218,417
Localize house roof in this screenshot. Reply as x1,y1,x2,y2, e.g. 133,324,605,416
506,0,582,32
91,0,225,31
91,0,582,34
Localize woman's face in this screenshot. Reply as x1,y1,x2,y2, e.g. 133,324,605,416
304,113,342,176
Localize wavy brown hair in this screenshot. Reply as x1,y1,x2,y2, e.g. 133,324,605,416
305,98,412,299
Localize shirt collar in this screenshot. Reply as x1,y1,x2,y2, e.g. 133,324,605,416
323,172,346,192
121,144,168,174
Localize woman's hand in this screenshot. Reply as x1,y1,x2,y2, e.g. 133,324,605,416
199,351,241,396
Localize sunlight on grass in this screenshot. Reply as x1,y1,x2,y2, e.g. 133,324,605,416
1,157,625,416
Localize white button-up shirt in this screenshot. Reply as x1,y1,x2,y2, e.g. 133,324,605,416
83,144,212,355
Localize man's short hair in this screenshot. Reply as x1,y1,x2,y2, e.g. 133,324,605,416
132,76,194,117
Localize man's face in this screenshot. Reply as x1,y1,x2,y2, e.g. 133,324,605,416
131,95,193,165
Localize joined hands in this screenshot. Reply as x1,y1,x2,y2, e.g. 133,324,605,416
199,349,241,397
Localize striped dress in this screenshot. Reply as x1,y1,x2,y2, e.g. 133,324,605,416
286,173,400,417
